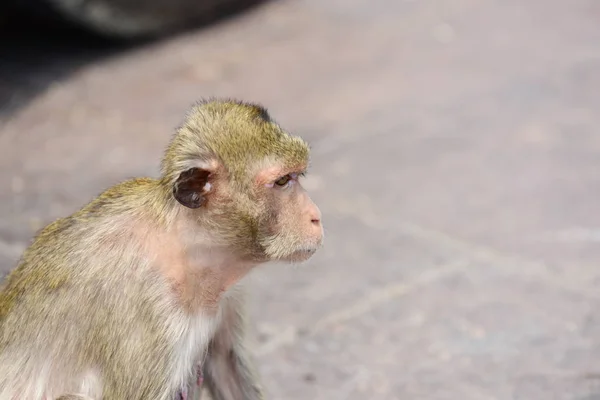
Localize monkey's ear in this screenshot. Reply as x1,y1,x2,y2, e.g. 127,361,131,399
173,168,212,209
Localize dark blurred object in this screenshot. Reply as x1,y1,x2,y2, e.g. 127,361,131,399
1,0,266,39
0,3,125,117
0,0,268,115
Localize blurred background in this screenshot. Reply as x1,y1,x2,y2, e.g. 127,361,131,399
1,0,600,398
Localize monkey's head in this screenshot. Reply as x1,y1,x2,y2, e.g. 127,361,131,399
161,99,324,264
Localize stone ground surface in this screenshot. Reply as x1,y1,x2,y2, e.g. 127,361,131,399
2,0,600,398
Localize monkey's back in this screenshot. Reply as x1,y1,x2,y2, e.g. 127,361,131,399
0,179,180,399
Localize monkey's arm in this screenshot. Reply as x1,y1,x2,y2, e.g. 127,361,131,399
201,292,264,400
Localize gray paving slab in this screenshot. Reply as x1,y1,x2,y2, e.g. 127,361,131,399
1,0,600,398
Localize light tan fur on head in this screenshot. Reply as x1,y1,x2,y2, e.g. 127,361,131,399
161,99,309,183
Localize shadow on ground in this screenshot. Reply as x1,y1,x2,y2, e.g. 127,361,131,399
0,0,268,118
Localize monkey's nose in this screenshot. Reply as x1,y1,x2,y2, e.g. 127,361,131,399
309,207,322,226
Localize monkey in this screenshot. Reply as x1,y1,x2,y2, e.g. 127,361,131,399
0,98,324,400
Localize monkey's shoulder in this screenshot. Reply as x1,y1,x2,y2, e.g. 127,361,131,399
0,177,163,289
0,178,163,320
78,177,163,215
24,179,152,243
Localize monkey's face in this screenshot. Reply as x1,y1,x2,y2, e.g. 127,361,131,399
254,166,324,263
167,99,323,265
172,160,323,264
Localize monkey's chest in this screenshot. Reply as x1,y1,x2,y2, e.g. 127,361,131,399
168,313,219,398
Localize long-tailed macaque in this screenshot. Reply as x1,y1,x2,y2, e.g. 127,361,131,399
0,98,324,400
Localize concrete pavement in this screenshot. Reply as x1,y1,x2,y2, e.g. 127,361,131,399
1,0,600,398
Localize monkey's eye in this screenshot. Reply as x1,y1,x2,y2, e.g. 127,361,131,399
274,175,292,186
